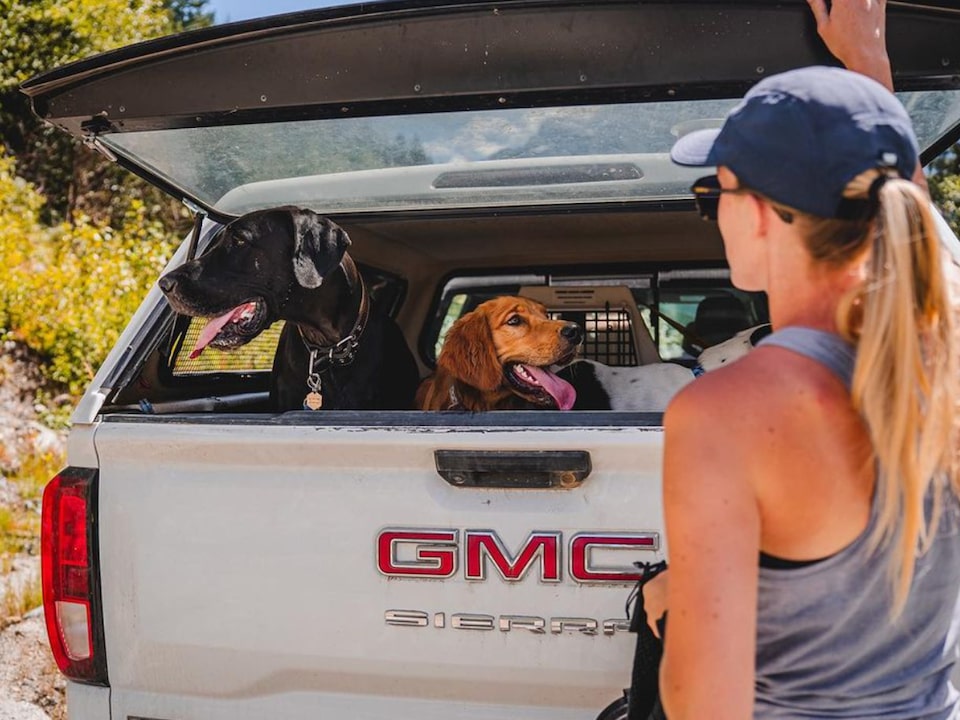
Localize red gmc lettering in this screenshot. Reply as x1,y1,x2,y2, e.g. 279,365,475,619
465,530,561,582
376,529,458,578
569,532,658,583
376,529,659,584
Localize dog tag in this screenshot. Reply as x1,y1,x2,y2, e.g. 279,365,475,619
303,391,323,410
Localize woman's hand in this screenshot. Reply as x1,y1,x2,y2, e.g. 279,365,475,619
807,0,926,187
807,0,893,91
643,570,668,639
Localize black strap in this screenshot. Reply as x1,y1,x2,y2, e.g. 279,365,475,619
626,561,669,720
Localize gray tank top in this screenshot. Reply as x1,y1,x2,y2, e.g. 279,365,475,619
752,327,960,719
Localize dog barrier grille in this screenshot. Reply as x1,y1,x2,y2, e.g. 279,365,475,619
172,319,283,375
551,309,638,367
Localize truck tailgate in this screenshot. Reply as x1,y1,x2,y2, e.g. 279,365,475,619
95,415,665,720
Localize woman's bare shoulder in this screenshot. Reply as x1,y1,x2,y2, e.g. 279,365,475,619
665,344,848,466
669,349,787,421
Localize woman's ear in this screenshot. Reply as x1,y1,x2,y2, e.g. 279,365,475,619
437,309,503,391
751,195,774,238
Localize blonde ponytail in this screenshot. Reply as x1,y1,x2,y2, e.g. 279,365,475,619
834,171,959,615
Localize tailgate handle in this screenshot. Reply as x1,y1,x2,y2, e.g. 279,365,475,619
434,450,591,489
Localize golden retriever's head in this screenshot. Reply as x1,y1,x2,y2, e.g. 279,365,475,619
437,296,582,409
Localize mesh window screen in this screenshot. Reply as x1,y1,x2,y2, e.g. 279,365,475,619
550,309,637,366
172,320,285,375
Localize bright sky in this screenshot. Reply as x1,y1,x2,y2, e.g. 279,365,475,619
205,0,354,23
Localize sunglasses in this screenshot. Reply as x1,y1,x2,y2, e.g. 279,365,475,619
690,175,794,224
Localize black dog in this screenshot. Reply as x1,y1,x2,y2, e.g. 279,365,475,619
158,207,419,411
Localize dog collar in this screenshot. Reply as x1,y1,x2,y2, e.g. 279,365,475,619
299,253,371,409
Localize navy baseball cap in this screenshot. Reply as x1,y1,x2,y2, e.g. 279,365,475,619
670,66,919,219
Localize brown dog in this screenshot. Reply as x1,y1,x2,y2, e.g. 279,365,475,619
417,296,582,411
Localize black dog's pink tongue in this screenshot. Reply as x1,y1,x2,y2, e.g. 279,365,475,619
189,303,255,359
520,364,577,410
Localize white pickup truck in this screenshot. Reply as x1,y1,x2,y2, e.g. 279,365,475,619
22,2,960,719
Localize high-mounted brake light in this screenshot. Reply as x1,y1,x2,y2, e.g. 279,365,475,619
41,467,108,685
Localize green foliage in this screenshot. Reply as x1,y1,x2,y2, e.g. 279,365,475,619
0,149,177,396
927,145,960,236
0,448,60,558
11,449,63,506
0,0,173,95
10,208,177,396
179,320,282,374
164,0,214,30
0,150,46,334
1,571,43,624
0,444,58,563
0,1,193,401
0,508,15,552
0,0,192,230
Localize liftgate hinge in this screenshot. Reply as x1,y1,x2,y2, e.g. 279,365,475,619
80,114,118,162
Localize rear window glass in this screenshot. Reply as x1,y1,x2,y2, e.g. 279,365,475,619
426,269,768,368
101,90,960,216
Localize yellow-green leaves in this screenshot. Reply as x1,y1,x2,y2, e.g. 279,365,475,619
0,149,178,397
0,0,174,93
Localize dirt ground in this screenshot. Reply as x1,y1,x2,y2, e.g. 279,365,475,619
0,610,65,720
0,342,68,720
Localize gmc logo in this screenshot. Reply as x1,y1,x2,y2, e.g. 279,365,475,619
376,529,659,584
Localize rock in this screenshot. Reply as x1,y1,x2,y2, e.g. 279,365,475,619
0,615,65,720
0,342,68,720
0,342,67,475
0,699,51,720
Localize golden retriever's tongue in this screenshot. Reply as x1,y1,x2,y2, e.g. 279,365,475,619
189,303,255,359
521,364,577,410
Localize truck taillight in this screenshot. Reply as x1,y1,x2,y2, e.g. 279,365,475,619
41,467,108,685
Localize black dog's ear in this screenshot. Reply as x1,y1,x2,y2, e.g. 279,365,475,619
290,209,351,289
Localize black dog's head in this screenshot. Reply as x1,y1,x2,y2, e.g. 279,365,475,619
158,206,350,358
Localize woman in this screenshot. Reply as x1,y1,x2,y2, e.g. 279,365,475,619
648,52,960,720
